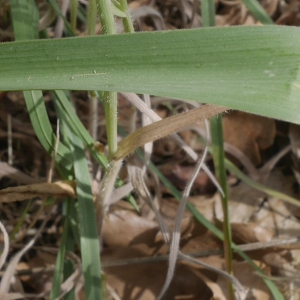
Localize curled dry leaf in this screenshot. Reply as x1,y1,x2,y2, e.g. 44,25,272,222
114,104,227,160
0,180,76,203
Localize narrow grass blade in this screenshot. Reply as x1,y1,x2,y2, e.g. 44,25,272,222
63,203,76,300
2,26,300,123
67,126,102,300
225,159,300,207
50,203,69,299
24,91,73,169
70,0,78,31
202,1,234,296
9,0,39,40
201,0,215,27
241,0,273,25
47,0,76,36
53,90,108,169
210,116,234,298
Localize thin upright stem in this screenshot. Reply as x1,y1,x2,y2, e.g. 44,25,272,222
119,0,134,33
201,0,234,299
96,0,117,157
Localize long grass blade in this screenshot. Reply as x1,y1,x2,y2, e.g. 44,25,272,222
202,1,234,297
47,0,76,36
241,0,273,25
9,0,39,40
53,90,108,168
50,204,69,299
24,91,73,169
66,125,102,300
1,27,300,123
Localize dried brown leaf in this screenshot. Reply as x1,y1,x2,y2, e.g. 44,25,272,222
114,105,227,160
0,181,76,203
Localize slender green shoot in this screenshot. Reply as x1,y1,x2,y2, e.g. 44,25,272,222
87,0,97,35
63,200,76,300
210,116,234,298
50,204,69,299
225,159,300,208
47,0,76,36
119,0,134,33
66,124,102,300
70,0,79,31
96,0,118,158
241,0,273,25
201,0,234,297
53,90,108,168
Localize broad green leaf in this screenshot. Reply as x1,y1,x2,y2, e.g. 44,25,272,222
1,26,300,123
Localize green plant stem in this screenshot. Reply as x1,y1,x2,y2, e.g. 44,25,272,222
201,0,234,298
71,0,78,31
96,0,116,35
96,0,118,157
210,117,234,298
87,0,99,142
103,91,118,158
87,0,97,35
119,0,134,33
201,0,215,27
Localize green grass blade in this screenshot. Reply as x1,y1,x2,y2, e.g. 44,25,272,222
201,0,215,27
63,201,76,300
53,90,108,168
50,204,69,299
47,0,76,36
225,159,300,207
241,0,273,25
24,91,73,169
66,125,102,300
210,116,234,298
70,0,78,31
96,0,118,157
1,26,300,123
9,0,39,40
202,1,234,298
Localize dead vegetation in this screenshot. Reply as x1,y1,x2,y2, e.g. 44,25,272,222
1,0,300,299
